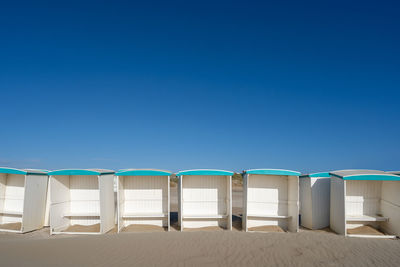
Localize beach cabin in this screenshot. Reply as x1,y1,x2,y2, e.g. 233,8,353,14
49,169,115,235
330,170,400,238
243,169,300,233
116,169,171,232
0,167,49,233
299,172,331,230
177,169,233,231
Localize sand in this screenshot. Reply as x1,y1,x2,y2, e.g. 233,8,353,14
63,223,100,233
347,225,385,236
121,224,167,233
0,222,21,231
0,187,399,266
248,225,285,232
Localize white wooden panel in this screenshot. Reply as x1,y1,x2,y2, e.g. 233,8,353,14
227,175,232,230
99,174,115,233
121,175,169,228
346,180,381,216
117,176,124,232
22,175,48,233
243,174,248,231
50,175,70,234
182,175,228,216
380,181,400,236
311,177,330,229
287,176,299,232
0,174,6,224
69,175,100,226
181,175,229,229
1,174,25,224
246,174,292,231
330,177,346,235
44,177,51,226
299,178,312,229
178,175,182,228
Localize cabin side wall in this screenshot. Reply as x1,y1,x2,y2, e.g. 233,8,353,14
117,176,124,232
21,175,49,233
99,174,115,233
299,178,312,229
44,178,51,227
243,174,248,231
50,175,71,233
330,177,346,235
287,175,299,232
380,181,400,236
311,177,330,229
0,174,6,224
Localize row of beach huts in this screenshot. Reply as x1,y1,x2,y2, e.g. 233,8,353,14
0,167,399,238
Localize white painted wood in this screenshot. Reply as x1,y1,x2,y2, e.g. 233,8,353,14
247,214,291,219
44,177,51,227
244,174,298,232
287,175,299,232
117,176,124,232
117,175,169,231
243,173,248,231
311,177,330,229
299,178,312,229
180,175,231,230
330,177,346,235
300,176,330,230
50,174,115,235
380,181,400,236
21,174,48,233
0,173,48,233
50,175,70,234
330,178,400,238
178,175,182,230
346,215,388,222
347,234,397,239
2,174,25,226
99,174,115,234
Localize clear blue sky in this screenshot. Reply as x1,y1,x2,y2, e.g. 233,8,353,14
1,1,399,173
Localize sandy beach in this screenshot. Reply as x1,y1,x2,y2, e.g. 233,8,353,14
0,186,399,267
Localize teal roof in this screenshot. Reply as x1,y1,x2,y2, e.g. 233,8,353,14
0,167,48,175
245,169,300,176
116,169,172,176
300,172,330,178
176,169,234,176
48,169,114,176
330,170,400,181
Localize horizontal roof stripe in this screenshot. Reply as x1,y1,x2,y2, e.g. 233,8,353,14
116,169,172,176
0,167,48,175
300,172,330,178
176,169,234,176
330,170,400,181
245,169,300,176
48,169,114,176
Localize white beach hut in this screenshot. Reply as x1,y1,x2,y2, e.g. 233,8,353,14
243,169,300,233
177,169,233,231
299,172,331,230
0,167,49,233
330,170,400,238
49,169,115,235
116,169,171,232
